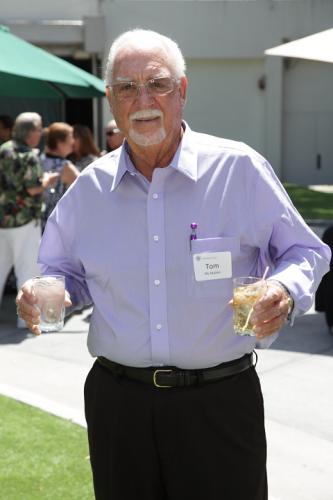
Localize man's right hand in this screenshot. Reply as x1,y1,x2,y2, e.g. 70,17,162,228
15,279,40,335
15,279,72,335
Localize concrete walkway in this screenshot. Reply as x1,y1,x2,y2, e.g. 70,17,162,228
1,293,333,500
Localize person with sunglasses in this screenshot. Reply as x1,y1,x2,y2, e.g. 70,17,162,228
101,119,124,154
16,30,330,499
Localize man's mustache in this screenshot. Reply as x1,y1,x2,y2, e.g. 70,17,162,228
130,109,163,121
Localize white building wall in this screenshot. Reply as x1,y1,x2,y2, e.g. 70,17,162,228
102,0,333,59
184,58,265,154
0,0,101,51
283,60,333,184
0,0,99,20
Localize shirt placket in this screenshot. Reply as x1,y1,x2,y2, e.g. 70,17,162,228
147,169,170,366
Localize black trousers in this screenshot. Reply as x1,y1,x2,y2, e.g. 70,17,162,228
84,360,268,500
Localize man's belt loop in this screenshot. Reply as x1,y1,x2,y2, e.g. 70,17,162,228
196,370,205,386
177,370,191,387
113,362,125,380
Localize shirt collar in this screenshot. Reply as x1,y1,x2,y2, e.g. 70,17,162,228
110,120,198,192
110,145,131,191
169,121,198,182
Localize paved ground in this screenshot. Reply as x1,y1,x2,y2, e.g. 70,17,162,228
1,291,332,500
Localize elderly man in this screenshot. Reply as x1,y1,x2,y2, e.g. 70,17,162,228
102,118,124,153
16,30,330,499
0,112,58,325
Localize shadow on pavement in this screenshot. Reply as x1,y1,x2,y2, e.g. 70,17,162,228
0,293,29,345
0,293,89,345
270,311,333,356
0,329,33,345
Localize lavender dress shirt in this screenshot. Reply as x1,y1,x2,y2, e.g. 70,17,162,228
38,123,330,368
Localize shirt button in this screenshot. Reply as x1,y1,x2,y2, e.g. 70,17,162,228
154,279,160,286
156,324,162,331
152,193,158,199
153,235,159,242
130,172,136,176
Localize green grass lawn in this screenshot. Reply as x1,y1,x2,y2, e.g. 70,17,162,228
284,183,333,220
0,395,94,500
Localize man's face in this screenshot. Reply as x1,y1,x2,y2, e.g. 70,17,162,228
107,46,187,149
106,128,124,151
25,123,43,149
0,123,11,143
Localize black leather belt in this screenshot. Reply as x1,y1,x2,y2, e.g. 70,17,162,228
97,353,254,388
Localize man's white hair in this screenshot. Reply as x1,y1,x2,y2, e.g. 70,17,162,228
105,29,186,86
12,112,42,144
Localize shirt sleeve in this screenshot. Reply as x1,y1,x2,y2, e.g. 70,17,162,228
251,158,331,317
38,183,93,311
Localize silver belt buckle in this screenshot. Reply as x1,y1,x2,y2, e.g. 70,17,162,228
153,369,173,388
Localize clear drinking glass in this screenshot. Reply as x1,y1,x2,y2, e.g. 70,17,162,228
32,275,65,332
233,277,267,336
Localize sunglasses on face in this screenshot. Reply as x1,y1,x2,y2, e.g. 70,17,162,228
106,129,120,136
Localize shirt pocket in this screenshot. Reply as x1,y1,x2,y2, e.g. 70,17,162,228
188,237,240,299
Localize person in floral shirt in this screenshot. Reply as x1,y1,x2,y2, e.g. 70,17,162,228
0,112,58,327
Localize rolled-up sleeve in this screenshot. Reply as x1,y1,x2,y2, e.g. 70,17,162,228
38,184,93,311
252,159,331,317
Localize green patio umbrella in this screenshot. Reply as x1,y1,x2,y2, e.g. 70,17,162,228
0,25,106,99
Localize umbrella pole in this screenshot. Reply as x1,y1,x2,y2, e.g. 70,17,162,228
46,82,67,120
60,99,66,122
91,54,103,148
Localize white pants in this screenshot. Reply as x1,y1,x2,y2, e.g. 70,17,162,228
0,220,41,326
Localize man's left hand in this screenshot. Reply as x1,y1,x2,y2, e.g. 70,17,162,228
251,281,292,339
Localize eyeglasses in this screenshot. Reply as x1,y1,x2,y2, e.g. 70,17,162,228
109,77,179,101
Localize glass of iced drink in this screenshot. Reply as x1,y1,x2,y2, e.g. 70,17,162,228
32,275,65,332
233,277,267,336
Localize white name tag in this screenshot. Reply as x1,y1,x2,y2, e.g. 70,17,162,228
192,251,232,281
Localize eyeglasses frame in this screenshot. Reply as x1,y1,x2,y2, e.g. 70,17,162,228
108,76,181,101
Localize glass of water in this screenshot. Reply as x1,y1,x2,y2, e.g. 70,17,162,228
32,275,65,332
